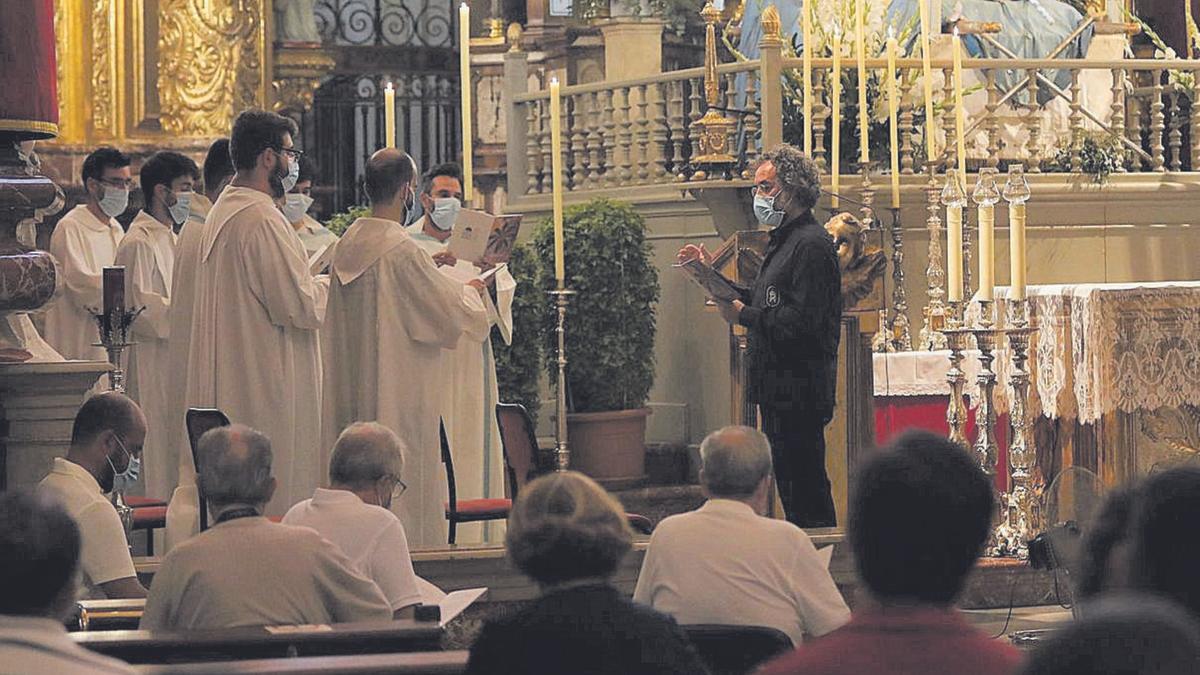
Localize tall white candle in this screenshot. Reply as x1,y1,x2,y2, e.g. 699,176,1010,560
947,206,963,302
887,32,900,208
831,28,842,209
384,82,396,149
549,78,565,286
918,0,936,165
952,27,966,189
978,204,994,301
460,2,474,202
1010,202,1027,300
855,0,869,165
802,0,813,156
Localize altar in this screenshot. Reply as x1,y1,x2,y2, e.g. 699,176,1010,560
875,282,1200,495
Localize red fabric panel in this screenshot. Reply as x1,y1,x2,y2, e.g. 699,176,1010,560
124,496,168,508
874,395,1011,492
131,506,168,529
0,0,59,138
446,498,513,518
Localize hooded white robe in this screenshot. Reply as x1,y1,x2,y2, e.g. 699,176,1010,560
43,205,123,361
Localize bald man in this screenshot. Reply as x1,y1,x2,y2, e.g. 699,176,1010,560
320,149,489,547
38,393,148,600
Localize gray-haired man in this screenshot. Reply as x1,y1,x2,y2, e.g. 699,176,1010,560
141,425,391,630
633,426,849,647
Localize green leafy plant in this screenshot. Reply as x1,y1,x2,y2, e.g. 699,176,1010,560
324,205,369,237
492,242,545,420
532,199,660,413
1048,131,1127,184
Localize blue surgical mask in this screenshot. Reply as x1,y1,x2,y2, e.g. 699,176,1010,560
429,197,461,231
99,186,129,218
168,191,192,226
107,435,141,494
753,193,786,227
283,193,314,224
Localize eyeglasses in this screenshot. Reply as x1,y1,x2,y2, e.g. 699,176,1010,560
752,182,780,197
274,146,305,159
383,475,408,500
98,178,134,190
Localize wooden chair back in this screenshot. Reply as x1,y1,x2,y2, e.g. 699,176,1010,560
133,650,469,674
185,408,231,531
495,403,540,500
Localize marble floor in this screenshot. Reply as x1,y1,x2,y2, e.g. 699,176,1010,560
963,604,1075,648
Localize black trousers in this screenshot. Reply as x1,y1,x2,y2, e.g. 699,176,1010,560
760,405,837,528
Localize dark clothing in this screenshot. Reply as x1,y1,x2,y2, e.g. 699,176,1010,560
756,606,1024,675
466,583,708,675
736,211,842,417
761,407,836,528
735,211,841,528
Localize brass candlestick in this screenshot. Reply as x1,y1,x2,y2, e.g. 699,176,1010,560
995,298,1039,558
971,299,1000,483
940,300,970,446
919,162,948,350
861,168,893,354
548,289,576,471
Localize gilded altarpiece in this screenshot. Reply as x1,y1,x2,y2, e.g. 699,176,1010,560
52,0,278,145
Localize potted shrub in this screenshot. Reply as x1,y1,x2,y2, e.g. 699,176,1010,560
532,199,660,487
493,242,545,420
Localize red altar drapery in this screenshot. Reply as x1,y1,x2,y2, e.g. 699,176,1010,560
0,0,59,139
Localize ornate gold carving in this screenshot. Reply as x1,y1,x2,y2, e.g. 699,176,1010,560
1141,405,1200,460
692,1,734,166
92,0,114,137
271,46,336,116
759,4,781,45
507,22,524,52
159,0,266,137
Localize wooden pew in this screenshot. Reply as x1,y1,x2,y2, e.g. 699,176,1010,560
134,650,470,674
72,620,444,664
71,598,147,631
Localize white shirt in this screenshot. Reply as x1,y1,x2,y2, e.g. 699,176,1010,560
37,458,137,599
633,499,850,646
43,204,124,361
282,488,423,611
141,516,392,631
0,615,134,674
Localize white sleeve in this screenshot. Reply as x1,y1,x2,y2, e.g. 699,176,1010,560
366,519,424,611
632,532,660,606
48,220,105,311
242,214,325,331
790,534,851,638
114,238,170,339
76,501,138,587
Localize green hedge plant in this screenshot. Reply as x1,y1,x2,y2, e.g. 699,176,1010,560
532,198,660,413
493,242,545,419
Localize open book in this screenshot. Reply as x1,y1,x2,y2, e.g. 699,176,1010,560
448,210,523,265
674,258,743,304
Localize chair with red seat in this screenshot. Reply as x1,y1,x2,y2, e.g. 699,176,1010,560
185,407,232,532
442,420,514,545
126,493,169,555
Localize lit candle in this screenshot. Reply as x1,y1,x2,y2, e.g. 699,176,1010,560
855,0,869,165
460,2,474,202
802,0,813,156
952,27,966,189
1010,202,1026,300
103,266,125,316
947,207,963,302
978,202,994,301
831,27,842,209
549,77,566,286
887,30,900,208
918,0,936,165
384,82,396,149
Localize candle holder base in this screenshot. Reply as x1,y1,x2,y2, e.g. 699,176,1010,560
547,289,577,472
90,305,144,394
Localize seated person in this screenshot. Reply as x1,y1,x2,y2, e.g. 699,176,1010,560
634,425,849,646
1020,594,1200,675
141,424,392,630
758,430,1022,675
1078,483,1141,600
285,155,338,256
37,392,148,599
466,471,708,675
1129,466,1200,622
0,490,135,674
283,421,425,618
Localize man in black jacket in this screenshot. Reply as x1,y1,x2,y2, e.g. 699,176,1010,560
679,145,841,528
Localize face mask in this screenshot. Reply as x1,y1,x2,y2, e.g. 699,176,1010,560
99,185,129,218
280,150,300,193
283,193,314,223
168,190,192,226
429,197,461,231
107,435,141,494
753,192,786,228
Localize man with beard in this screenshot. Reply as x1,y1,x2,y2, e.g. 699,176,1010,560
180,109,328,516
38,393,148,600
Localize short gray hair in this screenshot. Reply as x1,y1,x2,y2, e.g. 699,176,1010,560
328,422,405,488
759,144,821,211
198,424,274,507
699,426,774,498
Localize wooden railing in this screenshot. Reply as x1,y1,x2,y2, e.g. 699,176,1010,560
503,47,1200,197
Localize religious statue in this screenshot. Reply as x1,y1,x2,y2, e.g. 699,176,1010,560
824,212,886,311
275,0,322,44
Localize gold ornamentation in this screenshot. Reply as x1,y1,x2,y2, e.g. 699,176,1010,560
507,22,524,52
759,4,781,45
159,0,266,137
271,46,336,116
91,0,114,137
1141,406,1200,460
692,1,734,166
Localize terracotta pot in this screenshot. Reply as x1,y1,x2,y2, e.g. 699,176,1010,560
566,407,651,489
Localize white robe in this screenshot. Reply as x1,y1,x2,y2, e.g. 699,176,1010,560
113,211,177,501
322,217,489,548
43,205,123,361
183,186,328,515
406,222,515,544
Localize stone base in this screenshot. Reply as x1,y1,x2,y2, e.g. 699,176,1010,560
0,360,111,488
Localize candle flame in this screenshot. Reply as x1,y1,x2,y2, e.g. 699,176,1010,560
385,82,394,92
887,25,895,40
550,75,559,86
461,1,468,8
952,25,960,38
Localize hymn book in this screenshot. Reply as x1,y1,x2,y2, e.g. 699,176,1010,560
674,258,743,304
448,210,522,265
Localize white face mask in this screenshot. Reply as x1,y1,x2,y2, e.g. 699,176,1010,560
99,185,129,218
168,190,192,226
283,193,314,224
429,197,461,231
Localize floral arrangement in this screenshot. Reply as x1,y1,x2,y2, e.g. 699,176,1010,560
1048,131,1127,184
324,205,370,237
